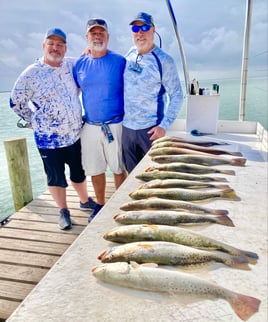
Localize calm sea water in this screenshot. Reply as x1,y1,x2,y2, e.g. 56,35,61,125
0,76,267,221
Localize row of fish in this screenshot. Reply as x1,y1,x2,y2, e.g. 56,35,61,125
92,136,261,321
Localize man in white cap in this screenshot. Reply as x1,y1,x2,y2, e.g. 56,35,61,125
73,19,127,222
122,12,184,173
10,27,97,230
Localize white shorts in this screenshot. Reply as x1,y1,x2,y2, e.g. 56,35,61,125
80,122,125,176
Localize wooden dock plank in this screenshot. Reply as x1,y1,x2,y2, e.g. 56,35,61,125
0,263,48,283
0,176,116,321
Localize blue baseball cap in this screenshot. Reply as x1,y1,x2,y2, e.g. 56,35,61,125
129,12,154,26
45,28,66,43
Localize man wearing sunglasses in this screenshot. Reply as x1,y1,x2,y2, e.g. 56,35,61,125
122,12,183,173
73,19,127,222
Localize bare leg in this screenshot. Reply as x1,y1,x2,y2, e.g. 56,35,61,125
114,170,127,189
48,186,67,209
91,173,106,205
71,178,89,203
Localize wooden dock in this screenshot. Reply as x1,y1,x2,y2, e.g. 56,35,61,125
0,177,115,321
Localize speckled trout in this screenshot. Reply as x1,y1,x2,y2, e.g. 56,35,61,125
129,187,240,202
113,210,234,227
92,262,260,321
149,146,241,157
136,170,228,182
139,179,230,190
98,241,249,269
145,162,235,176
120,198,229,215
151,154,246,166
152,136,229,146
103,224,258,261
151,141,243,156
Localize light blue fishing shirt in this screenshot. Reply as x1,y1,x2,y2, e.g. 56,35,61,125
123,45,183,131
10,57,83,149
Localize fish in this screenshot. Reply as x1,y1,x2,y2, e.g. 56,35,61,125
149,146,241,157
103,224,259,261
150,155,246,166
129,188,240,203
152,135,229,146
98,241,249,269
92,262,261,321
135,170,228,182
139,179,230,190
113,210,235,227
120,198,229,215
151,141,243,156
145,163,235,175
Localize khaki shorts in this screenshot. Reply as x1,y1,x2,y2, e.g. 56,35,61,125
80,122,125,176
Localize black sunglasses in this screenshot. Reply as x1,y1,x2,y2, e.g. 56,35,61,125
131,25,151,33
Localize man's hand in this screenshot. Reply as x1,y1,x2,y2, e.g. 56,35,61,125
147,125,165,141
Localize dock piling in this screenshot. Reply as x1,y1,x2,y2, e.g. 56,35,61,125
4,137,33,211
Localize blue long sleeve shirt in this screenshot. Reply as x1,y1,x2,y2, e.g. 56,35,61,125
123,45,183,131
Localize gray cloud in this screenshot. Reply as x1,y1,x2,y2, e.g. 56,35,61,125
0,0,267,91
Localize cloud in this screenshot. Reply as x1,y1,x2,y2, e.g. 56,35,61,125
0,0,267,91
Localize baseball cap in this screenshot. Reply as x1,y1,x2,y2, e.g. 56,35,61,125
86,18,108,32
45,28,66,43
129,12,154,26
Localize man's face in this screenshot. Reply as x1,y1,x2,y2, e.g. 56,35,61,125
43,35,66,67
132,22,155,54
86,26,109,53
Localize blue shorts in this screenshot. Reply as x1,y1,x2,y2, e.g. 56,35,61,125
122,126,153,173
38,139,86,188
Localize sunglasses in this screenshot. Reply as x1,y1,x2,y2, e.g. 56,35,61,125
131,25,151,33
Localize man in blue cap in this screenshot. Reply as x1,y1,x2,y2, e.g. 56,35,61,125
122,12,184,173
10,28,97,230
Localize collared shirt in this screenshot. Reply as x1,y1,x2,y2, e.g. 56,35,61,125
123,45,183,131
10,57,83,149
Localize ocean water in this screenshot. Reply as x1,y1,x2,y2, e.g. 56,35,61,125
0,76,267,222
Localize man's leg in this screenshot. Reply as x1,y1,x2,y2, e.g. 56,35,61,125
114,171,127,189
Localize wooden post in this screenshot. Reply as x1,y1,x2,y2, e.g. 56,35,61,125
4,137,33,211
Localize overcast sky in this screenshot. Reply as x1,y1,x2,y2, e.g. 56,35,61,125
0,0,267,91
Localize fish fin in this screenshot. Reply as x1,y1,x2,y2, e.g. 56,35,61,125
231,158,247,166
228,292,261,321
145,167,154,172
222,188,241,201
140,263,159,268
130,261,140,269
215,215,235,227
218,169,236,175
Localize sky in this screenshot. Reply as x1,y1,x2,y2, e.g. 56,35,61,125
0,0,267,92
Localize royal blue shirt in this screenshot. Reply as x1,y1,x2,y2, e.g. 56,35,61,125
73,50,126,123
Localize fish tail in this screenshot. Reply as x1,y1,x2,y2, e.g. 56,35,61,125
215,215,235,227
228,292,261,321
213,209,229,215
229,151,243,156
218,169,236,175
222,188,241,201
230,158,247,166
225,255,250,270
216,184,231,190
212,177,228,182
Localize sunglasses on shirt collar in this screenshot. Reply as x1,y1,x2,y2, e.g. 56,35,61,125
131,25,151,33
